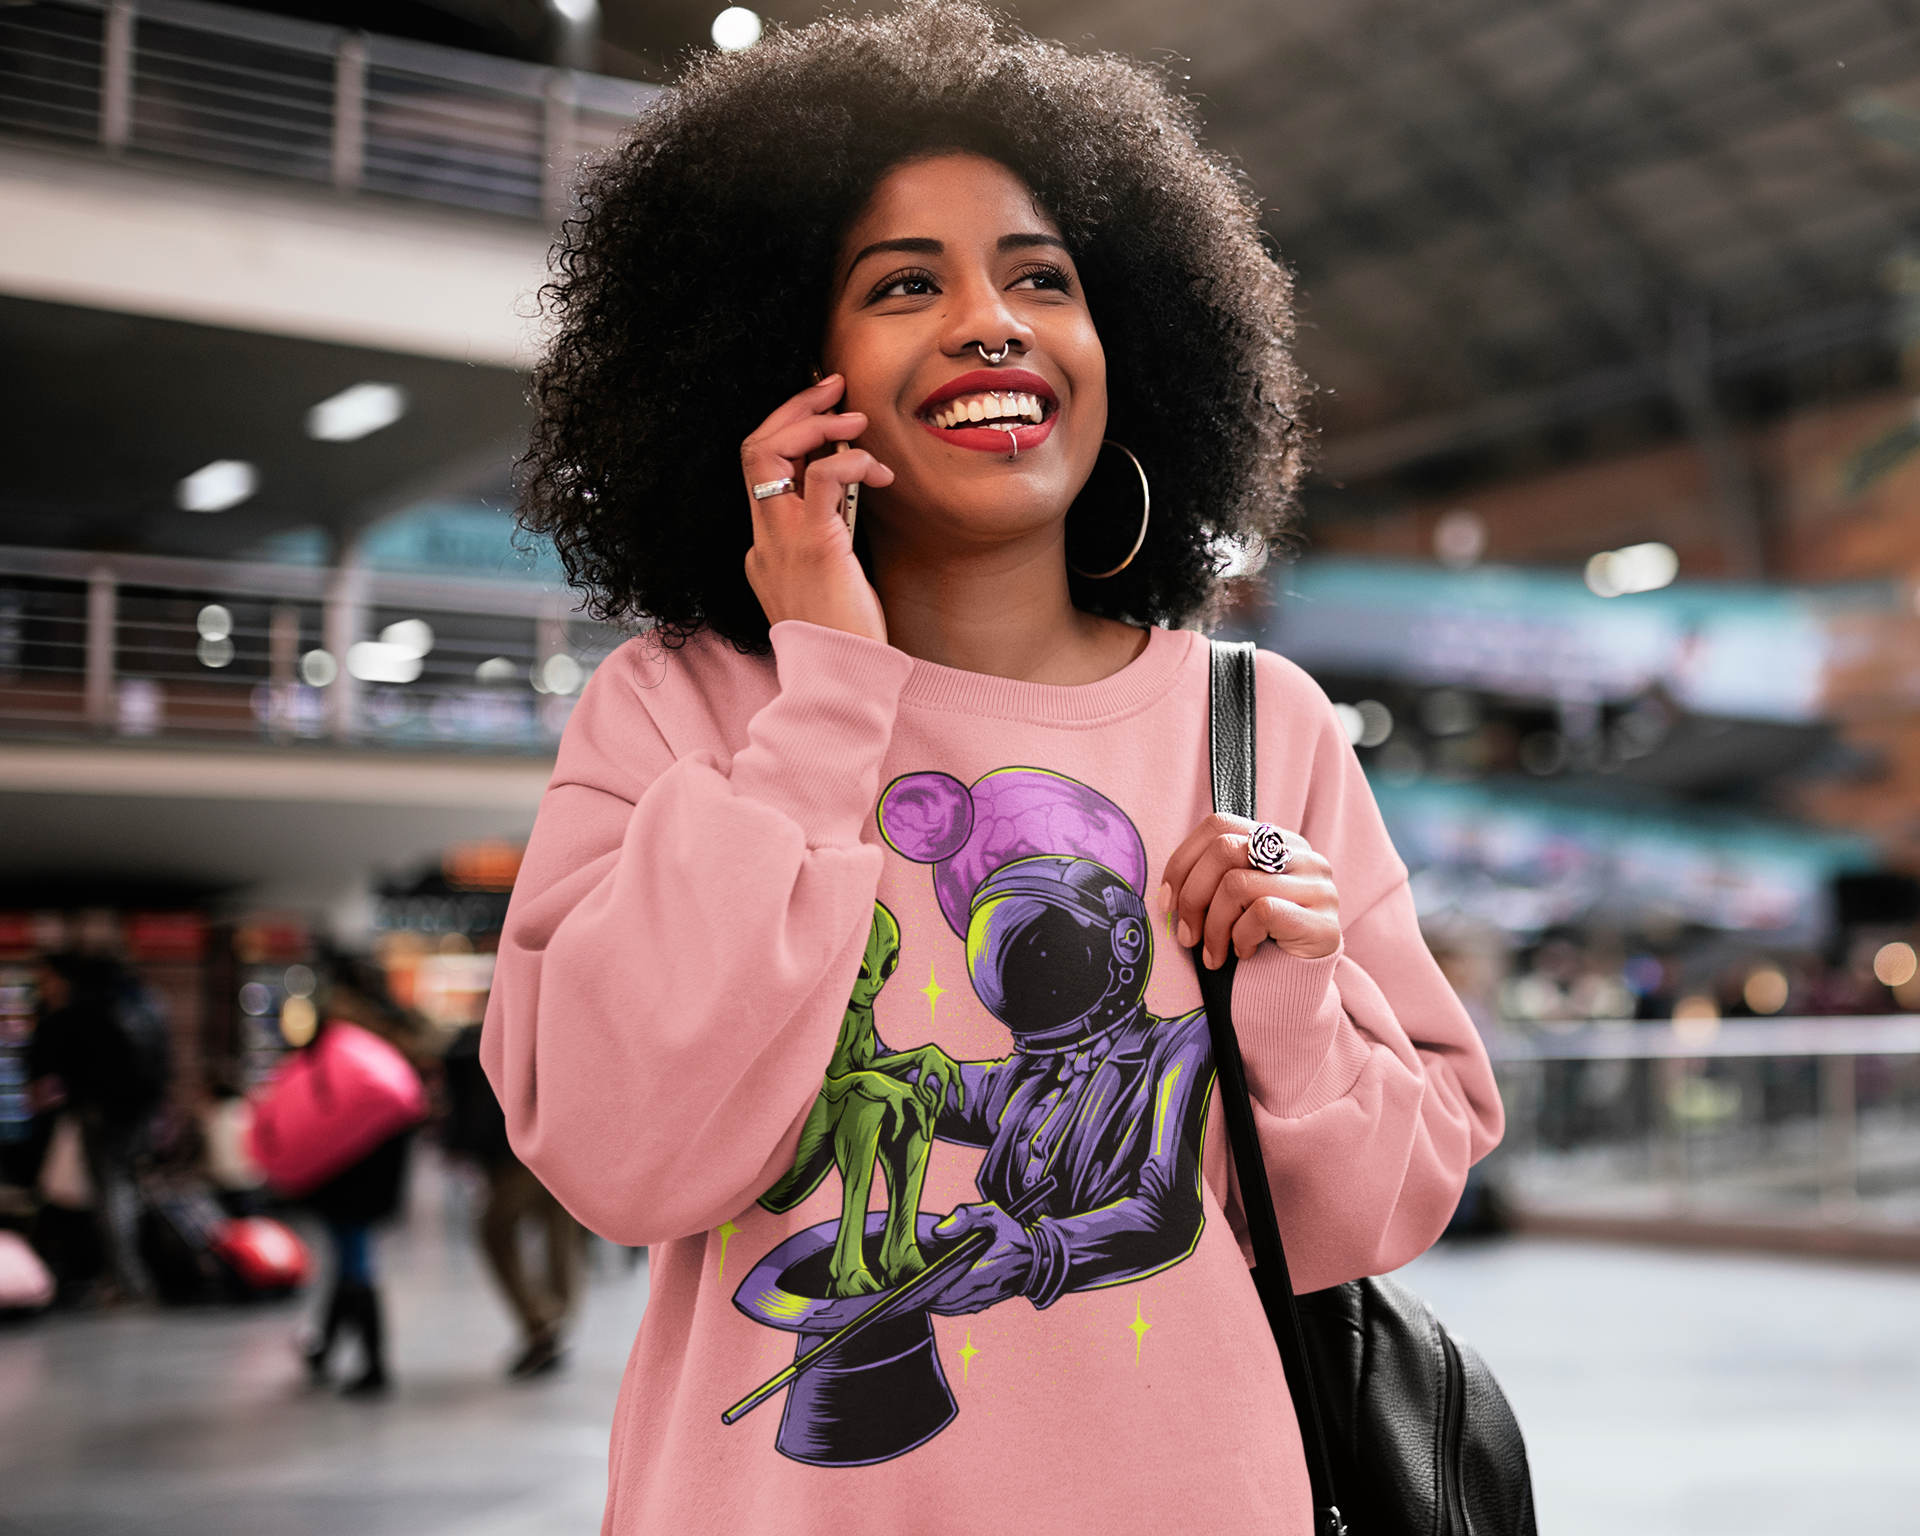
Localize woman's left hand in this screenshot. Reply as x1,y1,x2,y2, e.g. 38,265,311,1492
1161,815,1340,969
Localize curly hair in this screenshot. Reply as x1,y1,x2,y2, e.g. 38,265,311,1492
520,0,1307,652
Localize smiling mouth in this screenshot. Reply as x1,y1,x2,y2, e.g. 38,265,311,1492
922,389,1051,430
915,368,1059,453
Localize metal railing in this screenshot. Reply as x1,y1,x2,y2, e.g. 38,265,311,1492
0,0,657,221
1490,1018,1920,1240
0,544,625,754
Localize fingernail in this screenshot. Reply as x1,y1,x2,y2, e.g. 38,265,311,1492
1176,920,1193,948
1157,883,1171,912
1204,947,1219,970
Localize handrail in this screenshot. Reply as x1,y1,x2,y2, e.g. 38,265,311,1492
0,542,585,620
1489,1015,1920,1061
0,0,658,222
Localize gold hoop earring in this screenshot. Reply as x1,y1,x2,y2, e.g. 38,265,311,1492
1066,440,1150,580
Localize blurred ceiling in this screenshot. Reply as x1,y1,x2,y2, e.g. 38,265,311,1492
0,295,525,559
600,0,1920,492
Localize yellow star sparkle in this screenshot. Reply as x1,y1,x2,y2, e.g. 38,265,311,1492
921,962,948,1025
1128,1298,1152,1364
958,1329,980,1384
716,1220,741,1285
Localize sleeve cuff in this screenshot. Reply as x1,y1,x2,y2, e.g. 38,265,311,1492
727,622,914,846
1230,942,1347,1116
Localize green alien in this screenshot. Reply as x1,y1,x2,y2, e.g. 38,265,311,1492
759,903,964,1298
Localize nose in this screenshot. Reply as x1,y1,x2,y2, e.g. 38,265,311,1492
942,273,1033,362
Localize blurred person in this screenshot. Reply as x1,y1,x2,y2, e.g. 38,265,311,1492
299,956,434,1397
444,1021,584,1378
26,953,168,1302
485,5,1502,1531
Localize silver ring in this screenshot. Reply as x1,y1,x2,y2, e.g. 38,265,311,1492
751,477,796,501
976,341,1012,364
1247,823,1292,876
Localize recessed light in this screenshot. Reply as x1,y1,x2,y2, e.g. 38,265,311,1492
712,7,761,51
306,382,408,443
176,460,258,513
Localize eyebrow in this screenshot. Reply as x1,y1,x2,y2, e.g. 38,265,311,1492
841,231,1070,289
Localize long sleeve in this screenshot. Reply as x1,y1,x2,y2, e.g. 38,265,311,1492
480,621,914,1246
1226,653,1504,1294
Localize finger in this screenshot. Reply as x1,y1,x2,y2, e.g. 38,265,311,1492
1232,895,1303,960
1173,829,1253,952
1160,813,1245,910
748,373,847,442
1200,867,1265,969
801,447,892,524
752,410,869,470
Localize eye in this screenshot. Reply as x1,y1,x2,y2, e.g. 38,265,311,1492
866,267,940,303
1010,262,1073,294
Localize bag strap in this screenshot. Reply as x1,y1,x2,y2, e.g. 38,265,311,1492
1194,639,1347,1536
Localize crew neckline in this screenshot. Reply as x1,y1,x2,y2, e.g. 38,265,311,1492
896,625,1198,726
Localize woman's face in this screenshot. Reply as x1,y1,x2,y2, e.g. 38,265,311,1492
822,153,1107,560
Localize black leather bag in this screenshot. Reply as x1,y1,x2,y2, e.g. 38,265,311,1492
1193,639,1537,1536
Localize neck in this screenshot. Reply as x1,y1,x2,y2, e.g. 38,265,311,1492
867,521,1144,685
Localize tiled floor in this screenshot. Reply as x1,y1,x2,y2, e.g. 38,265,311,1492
1399,1238,1920,1536
2,1163,1917,1535
0,1155,647,1536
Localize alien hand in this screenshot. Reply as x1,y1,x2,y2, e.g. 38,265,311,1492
925,1203,1036,1316
874,1044,965,1121
838,1069,925,1142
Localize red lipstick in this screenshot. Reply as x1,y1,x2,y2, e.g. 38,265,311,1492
916,368,1059,455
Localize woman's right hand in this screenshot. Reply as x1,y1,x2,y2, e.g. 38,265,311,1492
741,374,893,644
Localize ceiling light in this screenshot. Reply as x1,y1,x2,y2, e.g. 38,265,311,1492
176,460,258,512
712,6,761,50
1585,541,1678,598
379,618,434,657
196,604,232,641
299,649,337,687
305,382,408,443
474,656,520,684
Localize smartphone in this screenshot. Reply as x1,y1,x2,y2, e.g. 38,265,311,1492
812,368,859,535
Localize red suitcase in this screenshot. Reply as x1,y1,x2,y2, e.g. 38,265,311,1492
209,1216,313,1294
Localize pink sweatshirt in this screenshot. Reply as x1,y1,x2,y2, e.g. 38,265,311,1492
483,620,1502,1535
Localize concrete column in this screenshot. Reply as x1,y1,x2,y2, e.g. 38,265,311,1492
543,70,578,225
84,565,116,728
100,1,134,152
323,560,365,741
1819,1054,1858,1222
332,33,366,192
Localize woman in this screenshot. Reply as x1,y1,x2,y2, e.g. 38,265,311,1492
300,958,430,1397
485,5,1501,1531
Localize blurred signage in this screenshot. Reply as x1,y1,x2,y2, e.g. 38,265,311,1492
1377,778,1874,941
125,912,207,962
1266,558,1907,722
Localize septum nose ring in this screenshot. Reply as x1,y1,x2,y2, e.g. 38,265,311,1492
976,341,1013,364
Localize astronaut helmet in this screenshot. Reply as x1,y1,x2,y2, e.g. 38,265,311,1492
965,856,1152,1047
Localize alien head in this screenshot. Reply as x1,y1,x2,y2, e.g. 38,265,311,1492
965,856,1151,1048
851,902,903,1011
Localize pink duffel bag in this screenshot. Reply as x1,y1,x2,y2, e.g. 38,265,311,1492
247,1022,428,1198
0,1229,54,1311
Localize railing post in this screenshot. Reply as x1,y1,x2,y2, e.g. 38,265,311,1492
1818,1053,1858,1221
324,560,365,741
84,565,116,728
267,603,300,737
543,69,578,225
332,32,366,192
100,1,134,151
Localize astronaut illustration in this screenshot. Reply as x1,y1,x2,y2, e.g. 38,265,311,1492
731,767,1216,1467
758,902,964,1297
880,768,1216,1316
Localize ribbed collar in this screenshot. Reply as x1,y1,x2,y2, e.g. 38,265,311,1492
895,625,1197,728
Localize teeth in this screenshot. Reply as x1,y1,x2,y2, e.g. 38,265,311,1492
931,391,1048,429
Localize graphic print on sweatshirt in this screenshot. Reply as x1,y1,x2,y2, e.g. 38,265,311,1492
723,767,1217,1467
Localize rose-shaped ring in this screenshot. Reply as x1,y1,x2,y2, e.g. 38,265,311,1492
1247,822,1293,876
